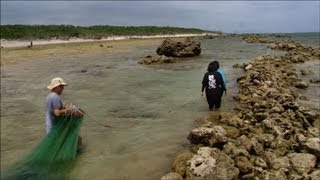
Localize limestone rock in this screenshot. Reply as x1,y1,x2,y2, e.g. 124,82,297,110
139,55,175,64
187,154,216,178
187,127,213,146
156,38,201,57
186,147,239,180
295,81,308,88
172,151,194,177
271,156,291,171
310,170,320,180
288,153,316,174
235,156,253,173
303,138,320,158
209,126,228,147
160,172,183,180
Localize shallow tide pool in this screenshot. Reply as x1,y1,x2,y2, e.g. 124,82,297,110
1,36,317,179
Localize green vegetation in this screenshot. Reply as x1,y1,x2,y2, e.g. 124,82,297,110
0,25,216,40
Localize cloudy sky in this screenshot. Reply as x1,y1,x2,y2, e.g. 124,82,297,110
1,1,319,33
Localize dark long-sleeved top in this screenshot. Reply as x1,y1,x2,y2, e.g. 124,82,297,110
201,71,225,93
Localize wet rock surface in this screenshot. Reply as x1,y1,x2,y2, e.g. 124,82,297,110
138,55,176,64
160,172,183,180
242,34,274,43
140,37,201,64
156,38,201,57
161,37,320,179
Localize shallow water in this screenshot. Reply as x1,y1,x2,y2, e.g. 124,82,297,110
1,35,318,179
290,32,320,48
295,60,320,113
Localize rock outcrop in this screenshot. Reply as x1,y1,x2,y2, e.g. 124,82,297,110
156,38,201,57
138,55,175,64
242,34,274,43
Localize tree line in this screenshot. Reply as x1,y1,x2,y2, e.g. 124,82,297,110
0,25,216,40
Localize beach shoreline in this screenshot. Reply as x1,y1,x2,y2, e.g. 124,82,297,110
0,33,218,48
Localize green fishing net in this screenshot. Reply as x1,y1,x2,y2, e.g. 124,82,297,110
2,114,83,180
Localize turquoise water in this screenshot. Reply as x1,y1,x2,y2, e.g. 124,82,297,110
1,34,319,179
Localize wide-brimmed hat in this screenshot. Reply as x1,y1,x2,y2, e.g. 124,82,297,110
47,77,68,90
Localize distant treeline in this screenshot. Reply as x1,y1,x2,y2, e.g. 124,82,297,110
0,25,216,40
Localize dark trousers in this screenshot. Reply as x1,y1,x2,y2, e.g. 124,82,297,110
206,90,222,110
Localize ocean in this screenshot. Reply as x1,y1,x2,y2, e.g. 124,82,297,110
1,32,319,179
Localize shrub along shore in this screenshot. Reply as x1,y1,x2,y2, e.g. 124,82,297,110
161,37,320,179
0,24,217,40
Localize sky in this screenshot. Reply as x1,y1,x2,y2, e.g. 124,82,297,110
1,1,319,33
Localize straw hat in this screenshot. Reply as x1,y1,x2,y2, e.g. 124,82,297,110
47,77,68,90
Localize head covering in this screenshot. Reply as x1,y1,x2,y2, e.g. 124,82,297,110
47,77,68,90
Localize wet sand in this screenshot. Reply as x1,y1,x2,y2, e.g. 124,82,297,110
0,33,214,48
1,38,164,65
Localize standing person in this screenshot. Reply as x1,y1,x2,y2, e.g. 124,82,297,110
46,77,69,134
201,61,226,110
46,77,83,148
217,62,227,96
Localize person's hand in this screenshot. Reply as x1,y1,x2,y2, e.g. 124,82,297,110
201,92,204,97
224,89,227,95
64,104,84,118
65,103,73,110
72,111,84,118
72,105,84,118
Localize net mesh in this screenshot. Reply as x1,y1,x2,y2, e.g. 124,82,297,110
2,110,84,180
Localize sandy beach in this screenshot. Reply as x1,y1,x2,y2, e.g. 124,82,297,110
0,33,219,66
0,33,218,48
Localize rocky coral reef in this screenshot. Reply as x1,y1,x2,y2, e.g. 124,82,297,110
156,38,201,57
269,40,320,63
138,55,176,64
242,34,274,43
140,37,201,64
161,40,320,180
